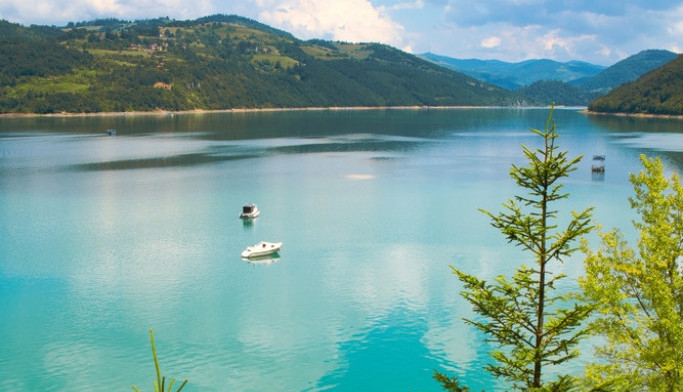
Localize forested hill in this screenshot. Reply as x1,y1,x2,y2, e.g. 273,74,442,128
576,49,678,94
0,15,518,114
588,54,683,116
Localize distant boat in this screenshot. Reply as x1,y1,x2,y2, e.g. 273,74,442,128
241,241,282,259
239,203,260,219
591,155,605,172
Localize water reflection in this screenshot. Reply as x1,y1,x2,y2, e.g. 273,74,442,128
585,113,683,170
591,171,606,182
242,218,256,228
52,135,432,172
71,152,259,171
242,255,281,265
0,107,573,141
586,112,683,134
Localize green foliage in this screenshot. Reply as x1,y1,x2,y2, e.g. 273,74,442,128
132,329,188,392
516,80,601,106
435,106,594,391
0,15,518,114
580,155,682,391
588,55,683,115
433,372,474,392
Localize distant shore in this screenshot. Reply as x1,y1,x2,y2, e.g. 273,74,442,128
581,109,683,120
2,106,681,119
0,105,545,119
0,106,453,118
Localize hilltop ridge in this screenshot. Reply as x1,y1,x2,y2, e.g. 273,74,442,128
0,15,518,114
588,54,683,116
419,53,605,90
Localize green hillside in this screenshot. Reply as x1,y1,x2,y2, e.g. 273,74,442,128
588,54,682,115
577,49,678,94
0,15,518,114
515,80,601,106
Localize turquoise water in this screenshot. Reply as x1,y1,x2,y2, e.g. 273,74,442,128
1,108,681,392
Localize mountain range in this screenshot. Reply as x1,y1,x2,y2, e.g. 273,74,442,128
0,15,680,115
419,53,605,90
419,50,677,93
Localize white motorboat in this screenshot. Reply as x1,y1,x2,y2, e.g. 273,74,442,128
239,203,260,219
241,241,282,259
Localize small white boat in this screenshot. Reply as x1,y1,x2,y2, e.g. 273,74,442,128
239,203,260,219
241,241,282,259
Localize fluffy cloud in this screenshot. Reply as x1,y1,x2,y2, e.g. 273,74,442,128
257,0,406,46
427,0,682,64
384,0,425,11
480,36,500,48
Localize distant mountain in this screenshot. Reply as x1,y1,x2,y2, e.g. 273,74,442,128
588,54,683,115
576,49,678,94
516,50,680,106
419,53,605,90
0,16,519,114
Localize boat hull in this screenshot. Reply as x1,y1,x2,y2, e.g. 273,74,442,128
239,210,260,219
239,204,260,219
241,241,282,259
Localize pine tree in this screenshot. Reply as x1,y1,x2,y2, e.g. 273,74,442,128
435,106,594,391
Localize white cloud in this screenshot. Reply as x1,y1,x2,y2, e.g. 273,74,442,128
426,0,682,64
539,29,565,51
542,30,598,56
385,0,425,11
480,36,500,48
85,0,123,15
669,4,683,42
257,0,406,46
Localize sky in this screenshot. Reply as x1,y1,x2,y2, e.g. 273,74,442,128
1,0,681,65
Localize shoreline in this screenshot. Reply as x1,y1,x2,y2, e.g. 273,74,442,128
0,105,555,119
2,106,680,119
581,109,683,120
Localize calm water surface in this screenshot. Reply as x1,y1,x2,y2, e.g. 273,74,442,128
1,108,682,392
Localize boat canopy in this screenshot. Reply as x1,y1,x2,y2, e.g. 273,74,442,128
591,155,606,172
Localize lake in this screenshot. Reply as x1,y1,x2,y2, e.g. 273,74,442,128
1,108,682,392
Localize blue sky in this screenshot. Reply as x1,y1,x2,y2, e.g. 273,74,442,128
1,0,681,65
